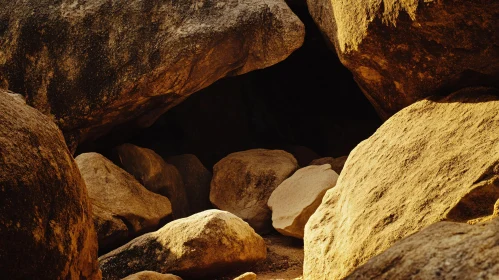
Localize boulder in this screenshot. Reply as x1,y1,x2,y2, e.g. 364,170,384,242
304,87,499,279
167,154,213,214
234,272,257,280
309,156,348,174
76,153,172,253
0,0,304,149
123,271,182,280
268,164,338,238
307,0,499,118
99,210,266,280
114,144,189,219
0,90,101,279
210,149,299,233
346,219,499,279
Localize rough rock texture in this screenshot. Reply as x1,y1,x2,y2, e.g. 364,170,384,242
309,156,348,174
234,272,257,280
76,153,172,253
123,271,182,280
0,90,101,279
346,219,499,280
268,164,338,238
0,0,305,149
167,154,213,214
99,210,266,280
210,149,299,233
304,87,499,280
114,144,189,219
307,0,499,118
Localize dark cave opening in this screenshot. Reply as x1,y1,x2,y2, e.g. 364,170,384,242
76,5,382,168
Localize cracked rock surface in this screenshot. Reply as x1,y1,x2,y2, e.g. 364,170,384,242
304,87,499,280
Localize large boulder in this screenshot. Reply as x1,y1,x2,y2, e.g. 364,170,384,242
76,153,172,253
123,271,182,280
0,0,305,149
210,149,299,233
307,0,499,118
114,144,189,219
0,90,101,279
304,87,499,280
99,210,266,280
166,154,213,214
346,219,499,279
268,164,338,238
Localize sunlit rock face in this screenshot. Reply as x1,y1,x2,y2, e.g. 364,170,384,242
304,87,499,280
0,0,305,150
0,89,101,279
346,218,499,279
307,0,499,118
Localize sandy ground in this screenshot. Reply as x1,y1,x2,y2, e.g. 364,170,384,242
216,233,304,280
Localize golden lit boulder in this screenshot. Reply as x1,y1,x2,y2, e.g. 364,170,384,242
0,0,304,149
114,144,189,219
268,164,338,238
99,210,266,280
210,149,299,233
307,0,499,118
304,87,499,279
123,271,182,280
76,153,172,253
346,219,499,279
0,90,101,279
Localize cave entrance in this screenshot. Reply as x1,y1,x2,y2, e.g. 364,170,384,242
77,5,381,168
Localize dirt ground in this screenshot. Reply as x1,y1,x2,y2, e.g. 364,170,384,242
216,233,304,280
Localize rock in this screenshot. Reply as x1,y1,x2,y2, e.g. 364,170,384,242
346,219,499,279
307,0,499,118
234,272,257,280
210,149,299,233
304,87,499,280
99,210,266,280
0,90,101,279
123,271,182,280
284,145,321,167
166,154,213,214
268,164,338,238
75,153,172,253
309,156,348,174
0,0,305,149
114,144,189,219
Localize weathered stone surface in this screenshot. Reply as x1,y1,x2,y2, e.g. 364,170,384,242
123,271,182,280
304,87,499,280
268,164,338,238
76,153,172,253
114,144,189,219
0,0,305,148
99,210,266,280
0,90,101,279
234,272,257,280
308,0,499,118
167,154,213,214
346,219,499,280
210,149,299,233
309,156,348,174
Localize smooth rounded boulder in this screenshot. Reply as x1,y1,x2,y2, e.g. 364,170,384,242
166,154,213,214
346,219,499,279
123,271,182,280
304,87,499,279
268,164,338,238
0,0,304,149
114,144,189,219
308,0,499,118
76,153,172,253
210,149,299,233
0,90,101,279
99,210,266,280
